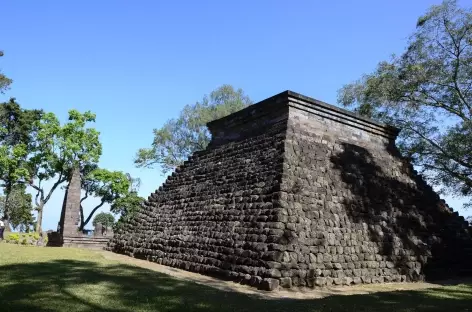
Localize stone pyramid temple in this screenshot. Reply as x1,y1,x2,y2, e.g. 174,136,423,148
108,91,472,290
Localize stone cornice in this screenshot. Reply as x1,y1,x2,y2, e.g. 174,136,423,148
207,90,400,141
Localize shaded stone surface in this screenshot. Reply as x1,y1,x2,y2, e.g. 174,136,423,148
108,91,472,290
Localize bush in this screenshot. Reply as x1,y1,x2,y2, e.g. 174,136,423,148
4,232,45,246
6,233,20,244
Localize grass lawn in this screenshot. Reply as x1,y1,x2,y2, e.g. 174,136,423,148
1,244,472,312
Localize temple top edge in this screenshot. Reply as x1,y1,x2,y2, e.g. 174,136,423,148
207,90,401,139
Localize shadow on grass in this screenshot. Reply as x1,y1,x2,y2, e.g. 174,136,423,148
1,259,472,312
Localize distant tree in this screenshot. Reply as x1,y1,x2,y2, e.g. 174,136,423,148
0,185,34,232
92,212,115,229
0,50,13,94
337,0,472,208
28,110,101,233
135,84,252,174
79,168,130,230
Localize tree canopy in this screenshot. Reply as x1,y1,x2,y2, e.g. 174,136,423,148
338,0,472,208
111,191,144,228
0,98,43,147
0,184,34,232
80,167,131,230
92,212,115,228
110,172,144,231
0,51,12,94
28,110,102,232
135,84,252,174
0,99,42,230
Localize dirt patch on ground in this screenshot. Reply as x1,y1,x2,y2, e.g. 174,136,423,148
99,251,467,300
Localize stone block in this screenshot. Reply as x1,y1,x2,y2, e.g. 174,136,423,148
280,277,292,288
261,278,280,291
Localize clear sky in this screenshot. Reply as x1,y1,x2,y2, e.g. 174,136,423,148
1,0,469,231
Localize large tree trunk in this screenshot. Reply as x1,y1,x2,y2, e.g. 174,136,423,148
79,200,106,231
3,217,11,232
36,203,43,234
3,190,11,232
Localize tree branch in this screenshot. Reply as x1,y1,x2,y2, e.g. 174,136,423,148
82,199,106,229
423,163,472,190
414,90,468,121
404,123,472,170
79,204,85,230
30,183,44,208
80,192,88,204
451,49,472,114
43,173,67,205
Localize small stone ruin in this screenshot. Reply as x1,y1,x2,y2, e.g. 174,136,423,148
108,91,472,290
47,167,112,249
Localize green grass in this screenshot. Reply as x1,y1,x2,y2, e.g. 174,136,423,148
1,244,472,312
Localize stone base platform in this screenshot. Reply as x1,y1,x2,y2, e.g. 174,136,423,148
63,236,110,249
46,231,110,249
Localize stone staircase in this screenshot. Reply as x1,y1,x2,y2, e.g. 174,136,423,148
62,236,111,249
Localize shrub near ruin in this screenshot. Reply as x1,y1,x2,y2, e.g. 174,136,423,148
4,232,47,246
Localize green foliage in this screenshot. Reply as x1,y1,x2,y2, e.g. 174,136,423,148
92,212,115,228
5,233,19,243
4,232,41,245
135,84,252,174
111,191,144,230
80,168,130,229
0,50,12,94
0,98,43,148
83,168,130,203
110,191,144,217
30,109,101,183
0,143,29,191
28,109,102,232
0,99,43,230
0,185,34,232
337,0,472,208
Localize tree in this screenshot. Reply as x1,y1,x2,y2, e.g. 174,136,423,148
135,84,252,174
337,0,472,208
0,144,29,231
0,98,43,147
28,110,101,233
92,212,115,229
110,172,144,230
79,168,130,230
0,50,12,94
111,191,144,229
0,99,42,230
0,185,34,232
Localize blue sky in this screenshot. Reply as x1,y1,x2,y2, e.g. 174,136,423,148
1,0,469,231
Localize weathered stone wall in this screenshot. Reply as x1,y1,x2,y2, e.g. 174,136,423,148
110,118,289,290
273,94,471,288
109,91,472,290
